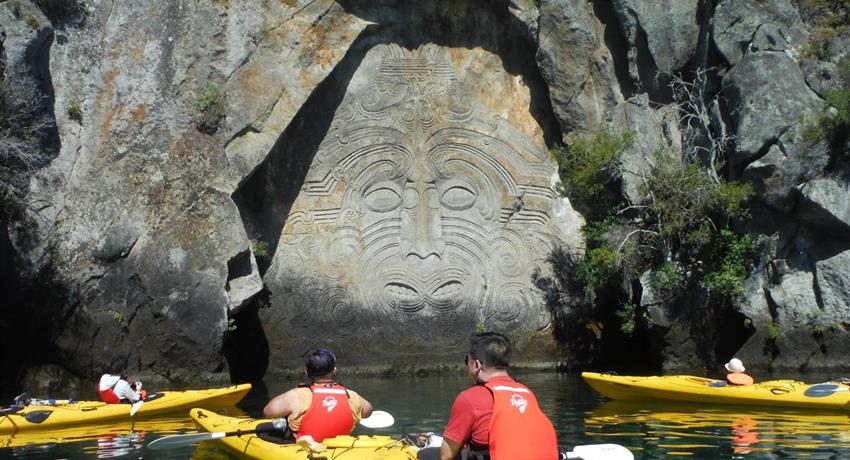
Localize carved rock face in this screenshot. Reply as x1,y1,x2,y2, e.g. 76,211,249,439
264,44,576,364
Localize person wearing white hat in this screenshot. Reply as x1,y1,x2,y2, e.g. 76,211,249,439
724,358,754,386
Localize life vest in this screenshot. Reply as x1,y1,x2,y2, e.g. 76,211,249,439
98,382,121,404
484,379,559,460
296,383,354,442
727,372,754,386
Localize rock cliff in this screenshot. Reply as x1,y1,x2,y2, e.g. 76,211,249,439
1,0,848,388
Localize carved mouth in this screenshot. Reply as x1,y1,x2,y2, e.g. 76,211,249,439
431,281,462,300
385,282,419,300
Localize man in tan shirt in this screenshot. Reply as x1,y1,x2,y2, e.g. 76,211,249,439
263,348,373,442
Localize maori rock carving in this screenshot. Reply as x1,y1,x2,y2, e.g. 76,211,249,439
266,44,575,358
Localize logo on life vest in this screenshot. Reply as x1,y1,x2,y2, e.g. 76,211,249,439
510,394,528,413
322,396,338,412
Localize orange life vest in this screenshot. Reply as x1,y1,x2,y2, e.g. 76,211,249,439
484,379,559,460
727,372,754,386
296,383,354,442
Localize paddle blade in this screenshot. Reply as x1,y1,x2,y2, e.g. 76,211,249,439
147,432,223,450
130,401,143,416
803,384,848,398
565,443,633,460
359,410,394,428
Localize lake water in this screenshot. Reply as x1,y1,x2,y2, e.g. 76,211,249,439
3,373,850,459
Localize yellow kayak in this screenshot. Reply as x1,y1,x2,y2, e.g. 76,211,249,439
190,408,419,460
0,384,251,433
582,372,850,410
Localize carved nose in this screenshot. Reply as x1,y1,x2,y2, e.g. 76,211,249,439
406,238,445,260
401,183,445,260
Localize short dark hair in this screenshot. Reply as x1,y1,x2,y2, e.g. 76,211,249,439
304,348,336,377
468,332,512,369
108,356,128,375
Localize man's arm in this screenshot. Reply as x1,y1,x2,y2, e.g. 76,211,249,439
359,395,374,418
440,392,475,460
263,389,300,418
440,438,462,460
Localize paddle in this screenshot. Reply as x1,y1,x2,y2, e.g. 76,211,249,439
562,443,634,460
803,383,850,398
130,401,143,416
146,410,395,450
416,442,633,460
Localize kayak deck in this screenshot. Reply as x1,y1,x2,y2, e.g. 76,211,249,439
190,408,419,460
582,372,850,410
0,384,251,433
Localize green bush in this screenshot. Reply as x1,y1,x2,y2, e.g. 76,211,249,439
703,230,754,299
648,262,681,294
67,100,82,122
195,81,224,134
575,245,620,303
616,303,637,334
767,322,780,340
551,130,634,219
195,81,221,113
251,239,268,259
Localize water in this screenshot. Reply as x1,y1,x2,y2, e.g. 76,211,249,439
2,373,850,459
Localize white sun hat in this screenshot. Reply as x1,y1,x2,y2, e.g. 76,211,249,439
725,358,746,373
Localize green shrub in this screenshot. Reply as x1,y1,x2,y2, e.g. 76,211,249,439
616,303,637,334
195,81,221,112
251,239,268,259
648,262,681,294
195,81,224,134
703,230,754,299
767,322,780,340
551,130,634,219
24,13,39,29
67,100,82,122
575,245,620,303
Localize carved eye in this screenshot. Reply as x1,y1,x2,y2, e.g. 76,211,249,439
364,184,402,212
440,183,477,211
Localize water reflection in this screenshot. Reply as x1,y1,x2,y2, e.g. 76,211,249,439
4,374,850,459
586,400,850,458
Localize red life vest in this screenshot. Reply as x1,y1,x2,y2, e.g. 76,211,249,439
727,372,754,386
485,379,559,460
296,383,354,442
98,384,121,404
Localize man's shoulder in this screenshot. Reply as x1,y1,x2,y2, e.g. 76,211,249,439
456,384,493,404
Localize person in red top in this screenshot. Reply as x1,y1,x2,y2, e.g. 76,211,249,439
439,332,559,460
263,348,373,443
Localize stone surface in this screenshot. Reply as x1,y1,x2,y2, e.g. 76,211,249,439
257,43,580,370
723,50,824,164
797,176,850,231
13,0,364,381
536,0,622,139
4,0,850,382
814,249,850,326
611,0,700,76
713,0,807,66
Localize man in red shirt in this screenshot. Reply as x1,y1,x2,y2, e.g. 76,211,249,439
439,332,559,460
